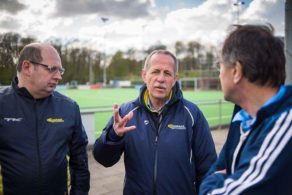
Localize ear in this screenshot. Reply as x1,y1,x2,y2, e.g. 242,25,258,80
233,61,243,84
20,60,33,75
173,74,178,86
175,73,179,81
141,69,147,83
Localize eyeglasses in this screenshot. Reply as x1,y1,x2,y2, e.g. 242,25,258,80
29,61,65,75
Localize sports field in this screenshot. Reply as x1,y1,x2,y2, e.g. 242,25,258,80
59,88,234,137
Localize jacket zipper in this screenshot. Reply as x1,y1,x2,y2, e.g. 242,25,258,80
34,101,42,194
153,114,163,195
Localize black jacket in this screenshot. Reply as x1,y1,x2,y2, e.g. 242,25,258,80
0,78,90,195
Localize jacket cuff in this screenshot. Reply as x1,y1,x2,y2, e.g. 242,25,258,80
107,128,124,142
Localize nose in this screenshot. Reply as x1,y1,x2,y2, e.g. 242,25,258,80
157,73,166,82
53,70,62,81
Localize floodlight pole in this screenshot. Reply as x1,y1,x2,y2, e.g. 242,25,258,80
286,0,292,84
89,54,94,84
101,17,109,86
233,1,245,24
141,24,147,68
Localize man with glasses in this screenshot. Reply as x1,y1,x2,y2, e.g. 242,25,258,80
0,43,90,194
29,60,65,75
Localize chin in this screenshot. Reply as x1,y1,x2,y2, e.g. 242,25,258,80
47,87,55,93
224,95,234,103
154,95,168,101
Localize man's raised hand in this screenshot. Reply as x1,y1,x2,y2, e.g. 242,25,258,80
113,104,136,136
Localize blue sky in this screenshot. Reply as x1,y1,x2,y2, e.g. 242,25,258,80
155,0,253,12
155,0,204,9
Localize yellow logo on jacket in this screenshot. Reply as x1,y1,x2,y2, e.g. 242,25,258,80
168,124,186,130
47,118,64,123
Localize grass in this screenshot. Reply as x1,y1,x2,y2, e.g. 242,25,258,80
59,88,234,137
60,88,139,108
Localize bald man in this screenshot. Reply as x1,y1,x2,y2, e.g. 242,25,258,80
0,43,90,195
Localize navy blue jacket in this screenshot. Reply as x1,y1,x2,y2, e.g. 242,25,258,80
199,86,292,195
93,83,217,195
0,78,90,195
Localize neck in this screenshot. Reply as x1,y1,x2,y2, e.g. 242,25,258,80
17,76,45,99
17,75,27,89
149,97,166,111
236,84,279,118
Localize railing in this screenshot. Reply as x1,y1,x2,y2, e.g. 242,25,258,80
193,99,233,130
80,99,234,145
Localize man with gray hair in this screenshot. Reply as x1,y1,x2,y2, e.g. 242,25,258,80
93,49,217,195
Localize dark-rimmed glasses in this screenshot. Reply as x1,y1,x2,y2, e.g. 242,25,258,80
29,61,65,75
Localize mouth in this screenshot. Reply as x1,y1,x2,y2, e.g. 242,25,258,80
154,85,166,91
48,83,57,88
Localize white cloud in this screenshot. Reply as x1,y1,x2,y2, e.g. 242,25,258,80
241,0,284,35
0,0,285,54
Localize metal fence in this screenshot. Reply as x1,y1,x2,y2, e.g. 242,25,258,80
80,99,233,145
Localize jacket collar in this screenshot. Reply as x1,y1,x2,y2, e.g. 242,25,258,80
12,77,50,100
255,85,292,125
233,85,292,129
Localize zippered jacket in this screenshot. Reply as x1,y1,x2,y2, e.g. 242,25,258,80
93,82,217,195
0,78,90,195
199,85,292,195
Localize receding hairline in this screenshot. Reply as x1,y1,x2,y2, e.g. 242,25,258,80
16,42,60,72
143,50,178,73
25,42,57,53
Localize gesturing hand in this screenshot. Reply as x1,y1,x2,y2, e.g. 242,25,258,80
113,104,136,136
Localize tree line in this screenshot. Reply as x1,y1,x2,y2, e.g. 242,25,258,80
0,32,218,85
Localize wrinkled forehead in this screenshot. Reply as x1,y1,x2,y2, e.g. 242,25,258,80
149,53,176,68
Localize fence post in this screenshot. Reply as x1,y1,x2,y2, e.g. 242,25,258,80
218,99,222,130
81,112,96,145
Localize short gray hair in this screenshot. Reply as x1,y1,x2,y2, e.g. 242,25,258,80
143,50,179,74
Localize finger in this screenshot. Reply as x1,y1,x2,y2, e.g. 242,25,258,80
123,125,136,133
127,111,134,120
215,169,226,174
120,111,134,124
113,104,120,123
119,114,131,127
